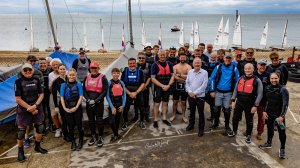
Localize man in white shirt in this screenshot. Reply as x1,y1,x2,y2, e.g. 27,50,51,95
185,57,208,137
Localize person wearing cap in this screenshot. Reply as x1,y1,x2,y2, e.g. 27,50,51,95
209,53,240,136
151,50,175,128
237,48,257,76
266,52,288,86
18,55,44,148
233,50,243,65
72,49,91,82
15,63,48,162
83,61,108,147
230,63,263,144
171,52,192,123
144,43,155,65
254,60,270,140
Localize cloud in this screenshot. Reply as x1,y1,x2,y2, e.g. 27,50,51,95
0,0,300,14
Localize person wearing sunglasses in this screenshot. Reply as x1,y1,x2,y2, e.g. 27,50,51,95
15,63,48,162
83,61,108,147
266,52,288,86
237,48,257,76
137,52,152,123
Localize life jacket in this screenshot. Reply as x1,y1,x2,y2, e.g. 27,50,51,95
85,73,104,93
138,63,150,79
77,58,89,82
109,80,123,107
155,61,171,81
215,63,236,91
21,77,39,104
237,76,256,96
64,82,79,108
123,67,140,86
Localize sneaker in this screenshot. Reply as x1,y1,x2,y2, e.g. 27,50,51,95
279,149,286,159
24,138,30,148
121,122,128,131
259,143,272,149
97,136,104,147
227,128,236,137
110,135,121,143
256,133,263,140
245,135,251,144
55,128,61,138
153,121,158,128
176,110,182,115
88,134,97,146
140,122,146,130
162,120,171,126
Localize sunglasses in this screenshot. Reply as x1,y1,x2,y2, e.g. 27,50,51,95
23,68,33,72
138,57,145,60
271,57,279,60
90,67,98,69
246,52,253,54
29,60,37,62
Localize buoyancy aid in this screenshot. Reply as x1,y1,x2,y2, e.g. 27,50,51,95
156,61,171,81
21,78,39,104
123,67,140,85
237,76,258,100
85,73,104,93
64,82,79,108
77,58,89,82
109,80,123,106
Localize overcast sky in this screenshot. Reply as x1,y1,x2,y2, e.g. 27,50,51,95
1,0,300,14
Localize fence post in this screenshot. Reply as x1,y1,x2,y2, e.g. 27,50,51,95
292,46,296,60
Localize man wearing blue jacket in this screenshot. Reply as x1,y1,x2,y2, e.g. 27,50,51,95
209,54,240,135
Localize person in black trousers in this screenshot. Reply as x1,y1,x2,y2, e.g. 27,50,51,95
185,58,208,137
83,61,108,147
259,72,289,159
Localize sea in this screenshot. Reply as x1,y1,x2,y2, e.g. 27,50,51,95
0,14,299,51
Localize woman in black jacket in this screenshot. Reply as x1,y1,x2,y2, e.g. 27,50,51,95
259,72,289,159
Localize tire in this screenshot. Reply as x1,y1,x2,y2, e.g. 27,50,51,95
288,71,300,78
288,76,300,83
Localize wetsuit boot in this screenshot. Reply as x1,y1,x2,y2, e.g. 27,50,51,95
71,140,77,151
211,106,221,129
18,147,26,162
77,129,84,150
34,141,48,154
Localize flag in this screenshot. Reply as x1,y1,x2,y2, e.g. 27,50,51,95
158,23,162,50
122,24,125,51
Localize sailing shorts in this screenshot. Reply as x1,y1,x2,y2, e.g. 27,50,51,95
16,105,44,126
173,90,188,101
153,86,171,103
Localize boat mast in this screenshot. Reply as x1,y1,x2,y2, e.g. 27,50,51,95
281,19,288,48
45,0,58,47
128,0,134,48
72,22,74,49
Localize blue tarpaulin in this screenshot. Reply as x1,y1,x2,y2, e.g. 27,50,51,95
49,51,78,70
0,75,17,124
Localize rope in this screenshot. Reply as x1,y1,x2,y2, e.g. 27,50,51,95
63,0,83,47
108,0,115,50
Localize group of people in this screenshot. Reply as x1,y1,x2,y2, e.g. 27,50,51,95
14,43,289,162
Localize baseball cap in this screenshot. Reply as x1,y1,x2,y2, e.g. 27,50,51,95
22,63,33,70
258,59,267,65
235,50,242,55
90,61,99,68
144,43,152,48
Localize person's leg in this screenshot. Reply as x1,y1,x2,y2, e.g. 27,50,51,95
17,126,26,162
75,107,84,150
86,103,96,136
222,92,233,130
256,104,264,139
181,92,188,122
65,112,76,150
109,108,118,136
161,90,171,126
143,88,151,122
171,91,179,121
96,101,105,137
266,116,276,145
34,123,48,154
123,96,133,123
59,103,69,141
212,92,222,128
278,120,286,149
232,102,243,134
153,86,162,128
187,97,196,129
196,97,205,135
245,105,254,136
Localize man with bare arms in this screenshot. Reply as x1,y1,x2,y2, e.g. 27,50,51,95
170,53,192,123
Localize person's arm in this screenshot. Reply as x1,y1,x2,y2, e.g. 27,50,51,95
72,59,78,70
254,78,263,106
121,81,127,107
181,65,192,80
82,77,90,100
60,83,68,111
209,65,218,91
185,70,192,93
74,83,83,110
282,65,288,85
231,80,238,101
52,79,59,107
106,82,115,109
95,76,108,103
151,63,164,87
280,87,289,117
